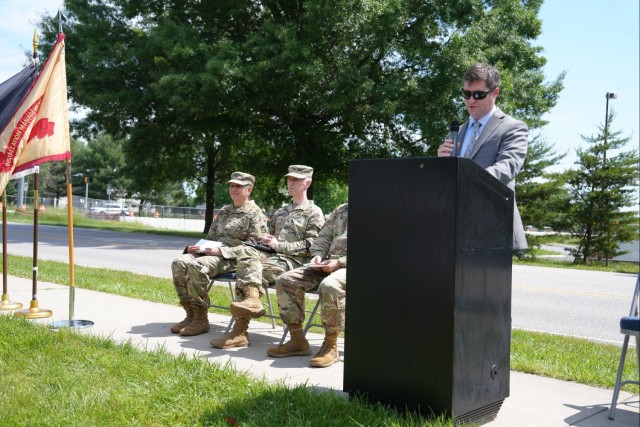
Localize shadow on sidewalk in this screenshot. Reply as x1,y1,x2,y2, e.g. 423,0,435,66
127,321,342,371
564,400,640,426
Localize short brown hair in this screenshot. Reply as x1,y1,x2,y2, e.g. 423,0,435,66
463,63,501,89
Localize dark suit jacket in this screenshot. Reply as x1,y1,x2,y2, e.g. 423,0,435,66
459,107,528,250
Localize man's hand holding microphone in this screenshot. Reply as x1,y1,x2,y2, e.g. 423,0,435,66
438,120,460,157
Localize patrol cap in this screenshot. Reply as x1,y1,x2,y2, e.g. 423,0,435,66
228,171,255,186
284,165,313,179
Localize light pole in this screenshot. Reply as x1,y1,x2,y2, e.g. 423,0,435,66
603,92,617,163
84,176,89,213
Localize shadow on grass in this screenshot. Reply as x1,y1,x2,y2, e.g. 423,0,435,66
198,386,453,427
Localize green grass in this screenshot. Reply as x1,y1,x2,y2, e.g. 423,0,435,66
0,316,450,426
514,256,639,274
511,329,638,390
1,215,638,424
6,208,203,238
2,253,638,394
1,253,313,330
10,314,634,427
527,247,559,256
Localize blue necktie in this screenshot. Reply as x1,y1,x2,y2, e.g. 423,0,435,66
464,121,481,158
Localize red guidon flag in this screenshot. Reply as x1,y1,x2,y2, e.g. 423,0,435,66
0,33,71,194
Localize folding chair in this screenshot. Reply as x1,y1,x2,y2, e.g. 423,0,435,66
207,272,277,333
608,274,640,420
279,289,323,345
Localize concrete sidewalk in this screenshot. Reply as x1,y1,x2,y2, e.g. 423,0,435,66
2,276,638,426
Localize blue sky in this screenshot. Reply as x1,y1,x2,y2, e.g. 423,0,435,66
536,0,639,171
1,0,638,173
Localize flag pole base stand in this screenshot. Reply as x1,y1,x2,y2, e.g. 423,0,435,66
50,319,94,329
0,294,23,311
14,300,52,319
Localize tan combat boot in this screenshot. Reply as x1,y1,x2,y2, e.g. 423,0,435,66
210,317,251,349
310,331,340,368
170,300,194,334
229,285,266,318
266,323,311,358
179,306,210,336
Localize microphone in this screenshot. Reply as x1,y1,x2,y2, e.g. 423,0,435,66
448,120,460,157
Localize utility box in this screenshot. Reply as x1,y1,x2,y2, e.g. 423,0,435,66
344,157,514,425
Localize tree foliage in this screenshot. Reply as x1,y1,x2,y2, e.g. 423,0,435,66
71,132,132,200
38,138,85,202
37,0,563,230
564,113,639,264
515,133,572,250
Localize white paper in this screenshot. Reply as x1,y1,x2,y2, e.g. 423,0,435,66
194,239,223,252
303,263,325,269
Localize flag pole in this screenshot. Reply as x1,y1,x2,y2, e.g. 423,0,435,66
50,158,93,329
49,13,93,329
50,160,93,328
15,167,52,318
0,29,40,312
67,160,75,322
0,191,23,311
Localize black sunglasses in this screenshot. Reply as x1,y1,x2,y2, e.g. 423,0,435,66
461,88,494,100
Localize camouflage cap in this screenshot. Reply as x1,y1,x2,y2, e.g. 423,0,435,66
284,164,313,179
228,171,255,186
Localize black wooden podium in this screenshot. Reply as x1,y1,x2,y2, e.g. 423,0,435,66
344,157,514,425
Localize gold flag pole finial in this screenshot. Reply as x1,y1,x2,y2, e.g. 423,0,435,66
32,29,38,60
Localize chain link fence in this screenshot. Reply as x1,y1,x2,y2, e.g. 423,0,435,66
2,193,211,220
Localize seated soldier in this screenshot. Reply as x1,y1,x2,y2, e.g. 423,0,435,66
211,165,325,349
170,171,267,336
267,203,347,368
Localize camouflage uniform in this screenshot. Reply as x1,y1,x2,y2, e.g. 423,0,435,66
259,200,325,286
275,203,348,334
171,200,267,308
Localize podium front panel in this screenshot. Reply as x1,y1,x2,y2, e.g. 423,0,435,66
344,157,513,422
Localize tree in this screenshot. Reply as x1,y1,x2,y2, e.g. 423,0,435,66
515,133,572,251
311,179,349,215
71,132,132,200
39,138,85,205
564,113,639,265
39,0,563,232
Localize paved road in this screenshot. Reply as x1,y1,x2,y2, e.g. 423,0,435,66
3,222,638,345
511,265,636,344
3,222,186,278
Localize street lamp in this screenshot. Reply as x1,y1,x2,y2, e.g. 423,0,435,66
604,92,617,163
84,176,89,213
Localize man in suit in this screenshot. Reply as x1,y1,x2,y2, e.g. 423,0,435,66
438,63,528,250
